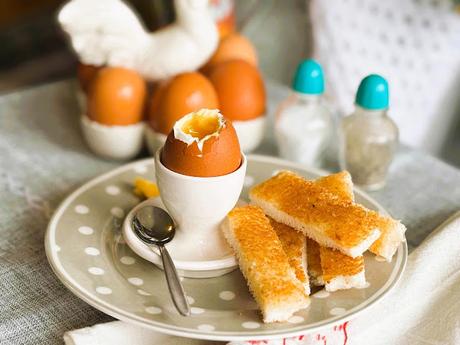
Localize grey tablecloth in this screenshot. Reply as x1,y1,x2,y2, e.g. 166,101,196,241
1,80,459,345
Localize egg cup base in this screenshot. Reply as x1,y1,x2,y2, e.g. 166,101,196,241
122,197,238,278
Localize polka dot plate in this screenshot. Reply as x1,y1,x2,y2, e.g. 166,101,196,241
45,155,407,341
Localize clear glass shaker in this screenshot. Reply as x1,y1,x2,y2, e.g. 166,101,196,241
275,59,334,167
339,75,398,191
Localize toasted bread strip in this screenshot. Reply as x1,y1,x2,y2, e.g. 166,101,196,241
270,218,310,295
319,244,366,291
223,205,310,323
313,173,367,290
306,238,324,286
318,171,405,261
315,171,354,202
249,171,381,258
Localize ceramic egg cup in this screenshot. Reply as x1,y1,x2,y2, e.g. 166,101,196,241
80,115,145,160
232,115,266,153
123,149,247,278
145,116,266,155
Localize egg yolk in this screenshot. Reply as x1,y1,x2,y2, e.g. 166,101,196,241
181,114,221,140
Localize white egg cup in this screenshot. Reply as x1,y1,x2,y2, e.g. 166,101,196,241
123,148,246,278
145,125,167,156
154,148,246,260
80,115,145,160
232,116,266,153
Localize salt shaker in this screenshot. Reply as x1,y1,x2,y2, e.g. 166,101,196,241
339,74,398,190
275,59,334,167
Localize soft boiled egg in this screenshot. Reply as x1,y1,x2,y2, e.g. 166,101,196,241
87,67,146,126
149,72,219,135
161,109,241,177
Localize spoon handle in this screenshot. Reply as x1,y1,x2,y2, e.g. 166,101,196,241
158,245,191,316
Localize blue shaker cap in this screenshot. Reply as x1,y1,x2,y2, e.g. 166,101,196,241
292,59,324,95
355,74,389,110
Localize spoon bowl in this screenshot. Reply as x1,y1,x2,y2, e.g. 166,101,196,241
132,206,175,245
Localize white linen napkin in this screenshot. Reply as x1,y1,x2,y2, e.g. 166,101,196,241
64,211,460,345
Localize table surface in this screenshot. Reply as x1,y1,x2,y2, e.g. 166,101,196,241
1,79,460,345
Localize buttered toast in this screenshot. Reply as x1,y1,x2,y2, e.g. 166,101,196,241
250,171,406,260
249,171,381,258
316,171,405,262
223,205,310,323
270,218,310,295
318,241,366,291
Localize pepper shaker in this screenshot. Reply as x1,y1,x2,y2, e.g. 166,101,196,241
339,74,398,190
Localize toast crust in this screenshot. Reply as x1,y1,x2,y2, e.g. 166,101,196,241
224,205,309,323
317,171,405,261
250,171,383,256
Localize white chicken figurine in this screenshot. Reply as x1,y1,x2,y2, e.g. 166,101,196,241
58,0,219,81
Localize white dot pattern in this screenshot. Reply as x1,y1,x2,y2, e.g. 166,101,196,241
219,291,235,301
110,207,124,218
78,226,94,235
84,247,100,256
330,307,347,316
191,307,205,315
145,306,162,314
310,0,460,149
242,321,260,329
120,256,136,265
127,277,143,286
137,289,151,296
105,185,120,195
288,315,305,324
75,205,89,214
197,324,215,332
88,267,105,275
95,286,112,295
134,165,148,174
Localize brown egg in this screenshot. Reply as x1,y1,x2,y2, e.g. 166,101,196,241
77,63,100,92
149,72,219,135
207,60,265,121
204,33,258,72
87,67,146,126
161,109,241,177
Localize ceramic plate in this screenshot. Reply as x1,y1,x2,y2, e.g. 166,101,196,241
45,155,407,341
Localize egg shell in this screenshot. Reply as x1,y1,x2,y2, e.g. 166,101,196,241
204,33,258,71
207,60,266,121
161,119,241,177
149,72,219,135
77,63,100,92
87,67,146,126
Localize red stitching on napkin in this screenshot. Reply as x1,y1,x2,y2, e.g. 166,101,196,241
342,321,349,345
